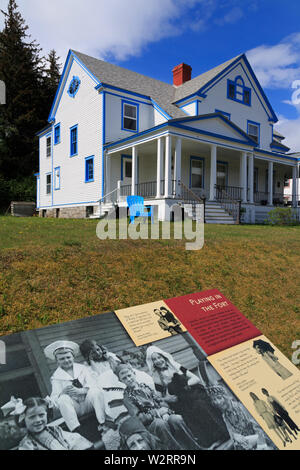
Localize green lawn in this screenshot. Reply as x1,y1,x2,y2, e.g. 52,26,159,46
0,216,299,362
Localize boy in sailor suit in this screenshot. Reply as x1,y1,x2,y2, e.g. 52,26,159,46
44,341,106,433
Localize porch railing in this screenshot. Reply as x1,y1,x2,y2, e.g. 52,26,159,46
253,191,285,206
215,185,241,224
215,185,242,201
120,180,177,199
179,182,206,222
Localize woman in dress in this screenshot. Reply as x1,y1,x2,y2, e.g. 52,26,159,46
253,340,292,380
10,397,93,450
261,389,299,438
145,345,230,448
249,392,292,447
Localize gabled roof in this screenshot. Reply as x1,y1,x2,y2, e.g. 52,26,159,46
72,50,186,119
47,49,278,125
173,55,242,102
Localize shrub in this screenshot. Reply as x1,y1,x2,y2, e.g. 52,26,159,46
266,207,299,226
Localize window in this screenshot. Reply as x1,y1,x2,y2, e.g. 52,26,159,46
125,161,132,178
54,167,60,190
122,101,138,132
46,174,51,195
54,124,61,145
70,125,78,156
190,157,204,189
227,76,251,106
85,157,94,183
46,135,51,158
247,121,260,145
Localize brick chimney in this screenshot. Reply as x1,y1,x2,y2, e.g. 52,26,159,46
172,63,192,87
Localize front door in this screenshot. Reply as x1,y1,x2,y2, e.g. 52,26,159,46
122,156,132,185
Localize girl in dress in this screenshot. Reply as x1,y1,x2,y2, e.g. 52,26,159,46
145,345,229,448
253,340,292,380
249,392,292,447
10,397,93,450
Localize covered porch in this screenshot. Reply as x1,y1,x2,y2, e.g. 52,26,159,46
103,129,299,223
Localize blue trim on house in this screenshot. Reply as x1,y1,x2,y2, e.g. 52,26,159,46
95,82,151,101
254,148,299,161
48,50,101,123
46,172,52,196
247,120,261,147
179,100,199,116
121,154,132,181
104,115,257,151
174,92,205,106
151,99,171,120
39,200,100,209
54,123,61,145
70,124,78,157
217,160,229,186
194,55,278,123
121,100,139,133
54,166,61,191
270,144,289,153
215,109,231,120
85,156,94,183
102,91,106,198
67,76,81,98
189,156,205,190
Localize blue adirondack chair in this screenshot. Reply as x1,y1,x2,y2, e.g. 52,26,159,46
127,196,153,224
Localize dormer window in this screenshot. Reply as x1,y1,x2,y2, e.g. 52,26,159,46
122,100,138,132
227,76,251,106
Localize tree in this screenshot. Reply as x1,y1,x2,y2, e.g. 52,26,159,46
0,0,46,180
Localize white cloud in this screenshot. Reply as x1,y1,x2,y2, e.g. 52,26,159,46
247,33,300,89
215,6,244,26
275,115,300,152
0,0,208,63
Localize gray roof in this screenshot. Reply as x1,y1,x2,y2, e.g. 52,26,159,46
72,50,243,119
273,129,285,140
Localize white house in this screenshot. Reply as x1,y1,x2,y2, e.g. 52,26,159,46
36,50,300,223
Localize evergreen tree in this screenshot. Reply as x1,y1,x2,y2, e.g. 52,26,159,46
42,49,61,114
0,0,46,180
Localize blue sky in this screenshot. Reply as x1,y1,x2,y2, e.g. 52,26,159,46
2,0,300,149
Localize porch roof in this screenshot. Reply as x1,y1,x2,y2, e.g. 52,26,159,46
104,113,260,151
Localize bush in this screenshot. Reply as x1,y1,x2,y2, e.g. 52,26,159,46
266,207,299,226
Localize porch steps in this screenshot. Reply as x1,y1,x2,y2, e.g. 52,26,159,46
205,201,236,224
88,202,115,219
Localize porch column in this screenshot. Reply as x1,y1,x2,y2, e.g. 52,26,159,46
164,135,172,198
156,137,164,198
268,161,273,206
292,165,298,208
174,137,182,197
248,153,254,204
105,151,111,199
240,151,247,203
209,144,217,201
131,146,137,196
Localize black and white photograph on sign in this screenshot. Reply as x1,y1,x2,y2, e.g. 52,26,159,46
0,312,276,450
253,339,293,380
154,306,184,336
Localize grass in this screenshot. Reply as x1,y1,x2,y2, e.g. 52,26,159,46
0,216,299,362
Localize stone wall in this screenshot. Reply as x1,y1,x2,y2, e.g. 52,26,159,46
39,206,95,219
